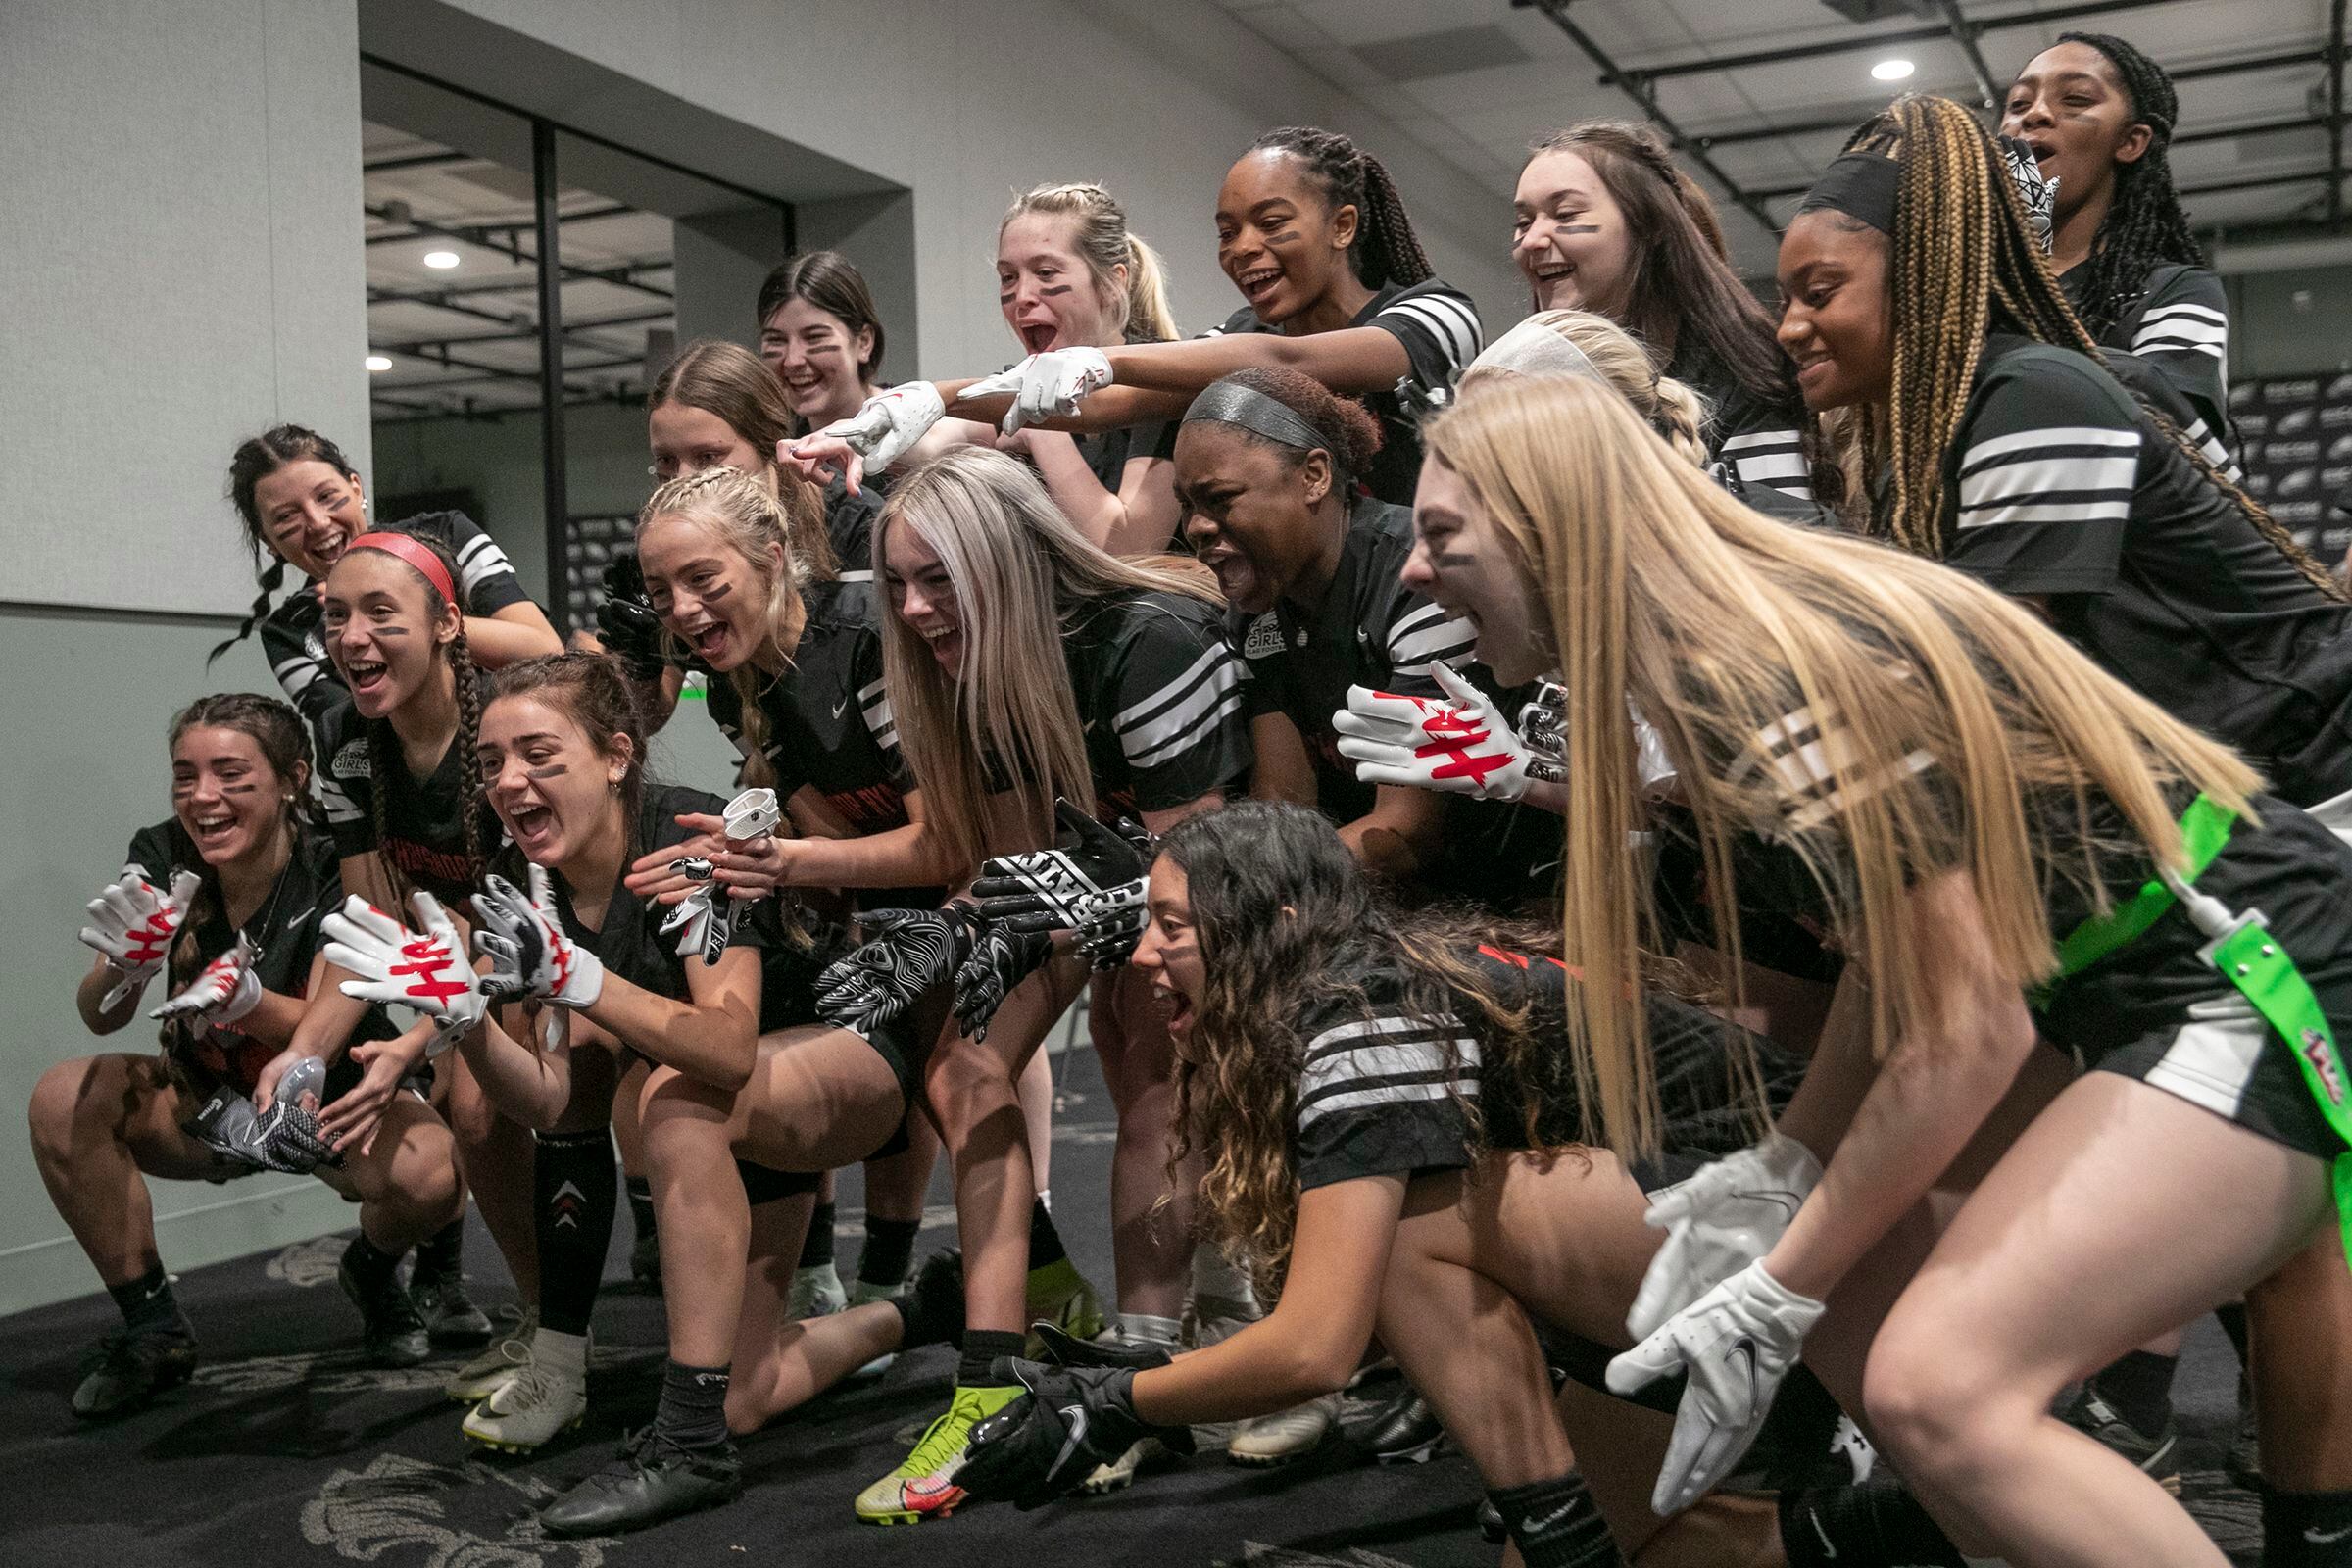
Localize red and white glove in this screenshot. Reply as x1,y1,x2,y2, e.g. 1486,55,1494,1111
80,868,204,1009
956,347,1112,434
321,892,487,1033
471,864,605,1009
1332,663,1560,803
152,932,264,1025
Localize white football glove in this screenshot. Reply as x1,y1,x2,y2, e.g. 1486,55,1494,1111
819,381,946,475
471,864,605,1009
658,857,733,965
322,892,487,1032
1625,1132,1823,1341
1333,662,1557,803
152,932,264,1025
1606,1259,1828,1516
80,869,203,1009
956,347,1112,434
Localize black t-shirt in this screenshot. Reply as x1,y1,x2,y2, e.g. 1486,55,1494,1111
704,579,911,840
1209,277,1482,507
1937,334,2352,806
824,480,881,583
2064,261,2232,460
261,511,529,744
1671,347,1823,526
318,670,502,903
1075,417,1179,495
1061,588,1252,817
124,820,392,1090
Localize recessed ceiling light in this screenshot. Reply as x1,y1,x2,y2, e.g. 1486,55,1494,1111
365,354,393,372
1872,57,1915,81
422,249,461,270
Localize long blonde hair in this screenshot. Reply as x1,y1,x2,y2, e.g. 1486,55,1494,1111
1460,309,1710,466
877,447,1218,870
1424,377,2260,1157
1002,182,1178,345
636,466,814,789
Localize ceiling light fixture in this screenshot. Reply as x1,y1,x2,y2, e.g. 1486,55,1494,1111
366,354,393,372
1872,57,1915,81
422,249,461,270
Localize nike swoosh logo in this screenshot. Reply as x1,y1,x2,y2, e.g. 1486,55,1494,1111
1733,1187,1804,1219
288,910,311,930
1050,1402,1089,1480
2309,1524,2352,1544
1519,1498,1581,1537
833,698,849,718
1809,1506,1838,1558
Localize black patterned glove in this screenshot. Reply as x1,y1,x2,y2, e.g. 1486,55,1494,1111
969,799,1153,934
815,906,975,1036
952,916,1058,1041
596,552,669,680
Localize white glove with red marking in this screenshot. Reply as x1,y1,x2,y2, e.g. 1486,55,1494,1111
152,931,265,1025
323,892,488,1031
1333,662,1559,803
956,347,1112,434
471,864,605,1009
81,868,204,1010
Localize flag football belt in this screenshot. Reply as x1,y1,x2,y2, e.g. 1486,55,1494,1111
2050,792,2352,1268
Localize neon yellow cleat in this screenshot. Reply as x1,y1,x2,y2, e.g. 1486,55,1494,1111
853,1383,1023,1525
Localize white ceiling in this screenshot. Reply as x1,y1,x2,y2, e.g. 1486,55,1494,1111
1209,0,2341,273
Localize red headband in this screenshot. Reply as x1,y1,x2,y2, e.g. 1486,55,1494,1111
347,531,458,607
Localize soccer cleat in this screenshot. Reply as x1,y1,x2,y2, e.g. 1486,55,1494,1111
2055,1383,2180,1494
539,1424,743,1537
463,1328,588,1452
1356,1388,1446,1464
1082,1435,1174,1495
1228,1393,1339,1466
854,1383,1023,1524
410,1268,493,1348
339,1239,430,1368
789,1260,847,1320
447,1305,536,1403
71,1322,199,1419
1023,1256,1105,1358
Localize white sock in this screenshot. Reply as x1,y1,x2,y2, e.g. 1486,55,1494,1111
1116,1312,1182,1348
1191,1241,1257,1311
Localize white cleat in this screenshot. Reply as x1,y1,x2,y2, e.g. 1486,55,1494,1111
462,1327,588,1453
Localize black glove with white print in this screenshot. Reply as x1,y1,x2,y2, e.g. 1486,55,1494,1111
1070,879,1148,972
970,799,1153,934
815,906,976,1037
953,916,1059,1041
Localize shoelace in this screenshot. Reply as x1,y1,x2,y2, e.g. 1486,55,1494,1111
901,1389,994,1476
489,1361,573,1414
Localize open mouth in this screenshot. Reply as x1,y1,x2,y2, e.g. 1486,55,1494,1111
684,622,730,663
914,622,962,667
1018,321,1060,354
193,811,238,850
1157,984,1193,1034
1235,266,1281,309
2026,138,2056,166
508,801,556,852
344,658,389,698
1530,261,1575,300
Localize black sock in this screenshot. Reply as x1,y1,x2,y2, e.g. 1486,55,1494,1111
2263,1485,2352,1567
535,1128,617,1338
108,1262,183,1337
798,1200,837,1270
625,1174,656,1242
889,1253,964,1350
344,1232,405,1296
1781,1479,1964,1568
860,1216,920,1291
957,1328,1027,1388
415,1217,464,1284
1488,1471,1622,1568
653,1357,732,1450
1027,1197,1066,1270
2217,1300,2252,1368
2088,1348,2177,1436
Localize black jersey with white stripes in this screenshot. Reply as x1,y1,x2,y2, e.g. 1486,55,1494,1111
1208,277,1483,506
1671,349,1822,526
1076,417,1179,497
315,668,501,904
1060,587,1250,818
2065,261,2231,455
824,479,880,583
1939,333,2352,805
261,511,528,742
704,578,910,840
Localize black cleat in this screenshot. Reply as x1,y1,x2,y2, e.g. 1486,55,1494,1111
1355,1388,1446,1465
411,1269,493,1347
2055,1384,2180,1494
539,1425,743,1537
71,1322,199,1419
339,1239,430,1368
1476,1496,1506,1543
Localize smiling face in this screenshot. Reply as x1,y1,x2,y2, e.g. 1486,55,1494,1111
1173,421,1333,614
638,511,778,674
319,551,457,719
1215,150,1354,325
250,459,366,580
998,212,1121,355
881,517,965,676
1774,212,1894,412
1512,149,1636,318
1999,41,2150,223
476,694,629,872
172,725,293,871
1403,457,1550,686
649,401,766,485
760,296,873,426
1129,857,1200,1044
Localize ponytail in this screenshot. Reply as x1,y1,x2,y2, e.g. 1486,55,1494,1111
1123,233,1179,344
1002,182,1182,344
1248,126,1433,290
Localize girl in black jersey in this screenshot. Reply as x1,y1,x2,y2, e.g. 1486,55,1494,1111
2001,33,2232,443
32,694,463,1415
217,424,561,737
1510,122,1828,521
1776,96,2352,811
851,446,1249,1521
1416,372,2352,1568
954,802,1802,1567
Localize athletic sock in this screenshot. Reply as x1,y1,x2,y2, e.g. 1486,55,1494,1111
2264,1485,2352,1567
1488,1471,1622,1568
415,1217,464,1284
345,1232,405,1296
2087,1348,2177,1435
957,1328,1027,1389
109,1261,184,1337
535,1128,617,1338
798,1200,837,1270
890,1257,965,1350
653,1358,732,1449
1027,1196,1067,1269
624,1174,656,1241
2217,1299,2252,1367
859,1216,920,1292
1117,1312,1182,1350
1781,1478,1965,1568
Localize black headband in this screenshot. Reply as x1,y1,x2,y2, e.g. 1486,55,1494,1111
1795,152,1902,235
1183,379,1335,457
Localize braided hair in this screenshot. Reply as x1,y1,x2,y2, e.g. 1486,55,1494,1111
1248,126,1432,291
1849,95,2345,600
164,691,321,985
214,425,362,664
2046,32,2207,340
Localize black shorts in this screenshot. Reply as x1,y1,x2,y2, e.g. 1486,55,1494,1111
2093,999,2345,1161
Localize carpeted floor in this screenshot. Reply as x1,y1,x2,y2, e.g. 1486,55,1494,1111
1,1047,2263,1567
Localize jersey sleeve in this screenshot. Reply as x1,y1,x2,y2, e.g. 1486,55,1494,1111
826,483,880,583
1102,604,1251,811
2124,267,2230,445
1366,281,1483,405
406,512,530,617
1942,352,2140,596
256,590,357,748
1381,590,1477,697
1294,995,1481,1191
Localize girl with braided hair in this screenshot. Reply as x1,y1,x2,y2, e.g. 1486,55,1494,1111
1777,94,2352,815
2001,33,2233,442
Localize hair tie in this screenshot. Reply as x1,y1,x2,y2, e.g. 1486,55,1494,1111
1469,318,1609,385
347,531,458,607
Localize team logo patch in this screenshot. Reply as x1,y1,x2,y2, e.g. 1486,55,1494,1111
1243,612,1283,660
330,740,372,780
2301,1027,2346,1105
302,1451,617,1564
